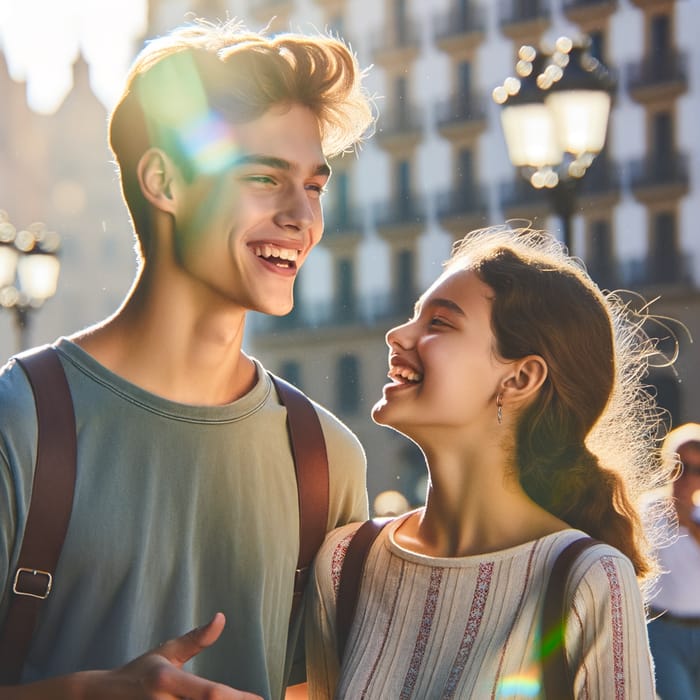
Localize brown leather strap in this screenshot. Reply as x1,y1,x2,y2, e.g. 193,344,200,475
541,536,600,699
0,347,77,684
269,375,329,627
336,518,390,661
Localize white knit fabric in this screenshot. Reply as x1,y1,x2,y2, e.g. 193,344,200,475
306,515,655,699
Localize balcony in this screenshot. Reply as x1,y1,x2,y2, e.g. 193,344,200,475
498,0,551,39
563,0,617,23
629,152,689,203
435,186,489,237
249,288,422,335
620,251,695,290
434,1,486,53
247,0,293,23
575,156,622,209
373,194,426,235
374,105,424,151
370,18,421,65
498,176,550,217
435,93,488,139
627,50,688,103
322,206,365,241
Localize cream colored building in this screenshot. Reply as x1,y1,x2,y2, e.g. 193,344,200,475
1,0,698,509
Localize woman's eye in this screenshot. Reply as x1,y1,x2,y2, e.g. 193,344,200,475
429,317,448,328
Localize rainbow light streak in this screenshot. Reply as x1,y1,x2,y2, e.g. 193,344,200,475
496,673,541,697
177,111,242,175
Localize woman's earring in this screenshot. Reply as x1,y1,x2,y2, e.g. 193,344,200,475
497,393,503,425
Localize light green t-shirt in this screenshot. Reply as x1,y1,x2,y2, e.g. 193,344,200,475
0,338,368,699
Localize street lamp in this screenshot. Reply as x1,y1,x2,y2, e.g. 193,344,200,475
0,210,61,352
493,37,614,252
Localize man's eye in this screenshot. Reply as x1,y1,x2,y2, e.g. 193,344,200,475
306,183,328,197
245,175,276,185
429,317,448,328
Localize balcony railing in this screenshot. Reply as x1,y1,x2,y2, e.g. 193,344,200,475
498,177,550,212
373,194,426,228
629,152,689,190
627,50,687,92
323,207,365,236
370,18,421,56
249,288,422,334
618,251,694,289
435,186,489,219
434,1,486,41
576,156,621,197
376,105,424,139
435,93,487,129
499,0,550,28
563,0,617,10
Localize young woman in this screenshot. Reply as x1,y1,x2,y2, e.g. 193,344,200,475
306,226,670,699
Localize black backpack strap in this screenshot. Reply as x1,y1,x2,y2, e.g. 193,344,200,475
541,536,601,699
335,518,390,661
0,347,77,684
269,374,329,627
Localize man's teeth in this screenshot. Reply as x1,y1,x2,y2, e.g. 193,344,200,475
253,245,298,262
391,367,423,383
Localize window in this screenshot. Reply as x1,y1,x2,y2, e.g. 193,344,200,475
457,148,475,189
396,160,411,203
395,0,407,42
588,220,614,287
588,30,604,62
332,170,350,228
335,258,356,319
651,212,677,284
337,354,361,414
394,248,415,312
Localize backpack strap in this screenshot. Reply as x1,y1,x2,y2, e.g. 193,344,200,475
269,374,330,627
541,536,601,699
335,518,390,660
0,347,77,684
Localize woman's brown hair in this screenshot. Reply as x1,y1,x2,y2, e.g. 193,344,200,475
448,225,673,594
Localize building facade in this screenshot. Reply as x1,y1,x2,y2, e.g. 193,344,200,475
1,0,698,510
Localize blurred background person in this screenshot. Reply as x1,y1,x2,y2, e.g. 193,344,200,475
648,422,700,700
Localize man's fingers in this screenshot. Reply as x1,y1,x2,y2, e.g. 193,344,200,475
159,612,227,667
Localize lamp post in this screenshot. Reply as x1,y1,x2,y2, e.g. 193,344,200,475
0,210,61,352
493,37,614,252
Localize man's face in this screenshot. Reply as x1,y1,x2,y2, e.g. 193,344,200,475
171,103,329,316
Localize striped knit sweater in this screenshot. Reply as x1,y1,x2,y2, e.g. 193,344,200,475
305,514,655,699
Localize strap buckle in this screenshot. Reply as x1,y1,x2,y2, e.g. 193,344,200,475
12,567,53,599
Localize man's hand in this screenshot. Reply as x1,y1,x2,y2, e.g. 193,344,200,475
0,613,262,700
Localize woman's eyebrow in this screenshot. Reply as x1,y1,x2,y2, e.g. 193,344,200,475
415,297,466,317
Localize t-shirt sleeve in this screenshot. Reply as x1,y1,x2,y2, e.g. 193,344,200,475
315,407,369,528
565,548,655,699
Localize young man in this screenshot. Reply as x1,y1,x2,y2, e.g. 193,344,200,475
0,19,374,700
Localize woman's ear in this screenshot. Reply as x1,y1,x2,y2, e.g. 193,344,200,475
137,148,177,214
502,355,548,403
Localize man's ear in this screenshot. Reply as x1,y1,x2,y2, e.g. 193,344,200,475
502,355,548,403
136,148,177,214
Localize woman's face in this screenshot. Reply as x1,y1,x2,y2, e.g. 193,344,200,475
372,267,513,441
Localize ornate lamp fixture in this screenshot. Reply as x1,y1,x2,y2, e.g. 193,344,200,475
0,211,61,351
493,37,614,249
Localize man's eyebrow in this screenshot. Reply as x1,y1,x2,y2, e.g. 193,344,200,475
234,154,331,177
